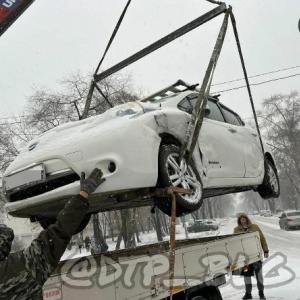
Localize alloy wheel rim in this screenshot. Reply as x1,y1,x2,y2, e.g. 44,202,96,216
166,152,202,204
267,165,279,193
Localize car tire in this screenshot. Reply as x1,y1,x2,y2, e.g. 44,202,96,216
39,213,91,234
257,159,280,199
156,144,203,217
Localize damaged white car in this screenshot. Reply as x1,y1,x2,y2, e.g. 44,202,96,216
2,80,280,231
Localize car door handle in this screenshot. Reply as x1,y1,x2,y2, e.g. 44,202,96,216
251,133,257,137
228,128,237,133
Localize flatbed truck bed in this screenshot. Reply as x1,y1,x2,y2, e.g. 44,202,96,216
43,232,262,300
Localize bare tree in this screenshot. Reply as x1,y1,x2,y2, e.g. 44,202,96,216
150,210,164,242
0,71,141,245
258,91,300,209
115,209,136,250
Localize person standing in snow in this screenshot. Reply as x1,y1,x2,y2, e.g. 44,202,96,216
0,168,105,300
77,236,84,253
84,235,91,252
234,212,269,300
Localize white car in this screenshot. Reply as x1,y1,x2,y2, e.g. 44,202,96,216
279,210,300,230
264,210,272,217
2,80,280,231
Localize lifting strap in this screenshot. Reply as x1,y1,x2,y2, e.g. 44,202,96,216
94,0,132,75
180,6,265,162
180,8,231,163
229,9,265,154
82,0,132,119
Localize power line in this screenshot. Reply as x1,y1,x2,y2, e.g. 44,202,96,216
212,64,300,86
1,66,300,123
211,72,300,94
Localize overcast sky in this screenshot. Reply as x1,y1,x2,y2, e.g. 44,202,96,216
0,0,299,121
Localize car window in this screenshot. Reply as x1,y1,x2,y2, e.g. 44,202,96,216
287,212,300,217
178,94,237,124
220,106,243,126
177,93,197,113
206,100,225,122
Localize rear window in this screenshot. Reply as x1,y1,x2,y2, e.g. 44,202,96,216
287,212,300,217
220,106,243,126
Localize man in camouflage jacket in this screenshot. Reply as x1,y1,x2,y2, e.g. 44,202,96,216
0,168,105,300
234,212,269,300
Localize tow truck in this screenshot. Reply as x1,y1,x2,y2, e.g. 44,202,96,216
42,187,264,299
1,2,270,299
43,232,263,300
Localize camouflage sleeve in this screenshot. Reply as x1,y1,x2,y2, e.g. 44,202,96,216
23,194,90,286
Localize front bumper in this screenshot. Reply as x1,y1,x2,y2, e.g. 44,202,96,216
3,121,161,218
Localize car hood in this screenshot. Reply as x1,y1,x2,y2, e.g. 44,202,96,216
4,102,160,175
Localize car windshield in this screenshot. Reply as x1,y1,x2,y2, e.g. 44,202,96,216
105,102,144,118
287,212,300,217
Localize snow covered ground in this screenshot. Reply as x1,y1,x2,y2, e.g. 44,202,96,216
60,215,300,300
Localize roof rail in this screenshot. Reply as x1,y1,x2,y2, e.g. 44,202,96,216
140,79,199,102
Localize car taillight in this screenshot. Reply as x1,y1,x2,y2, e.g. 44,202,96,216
287,218,293,222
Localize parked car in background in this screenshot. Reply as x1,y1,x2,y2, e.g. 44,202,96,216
253,210,259,215
187,220,219,233
260,210,266,216
279,210,300,230
2,80,280,232
203,219,218,226
264,210,272,217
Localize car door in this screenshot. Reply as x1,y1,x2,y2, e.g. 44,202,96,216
223,116,264,178
198,99,245,178
177,96,245,178
217,104,264,178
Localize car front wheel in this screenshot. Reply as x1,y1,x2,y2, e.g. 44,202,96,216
156,144,203,217
257,159,280,199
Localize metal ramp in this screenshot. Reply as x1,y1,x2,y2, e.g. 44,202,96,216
140,79,199,103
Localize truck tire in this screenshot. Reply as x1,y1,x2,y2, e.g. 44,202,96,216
39,213,91,234
257,159,280,199
188,286,222,300
156,144,203,217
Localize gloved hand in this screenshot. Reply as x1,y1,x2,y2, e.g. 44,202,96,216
80,168,106,194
